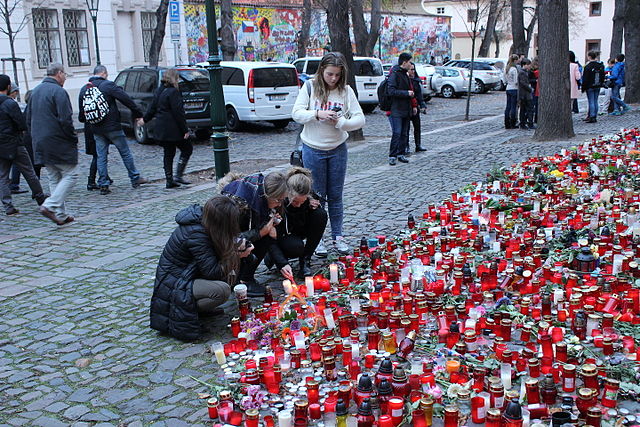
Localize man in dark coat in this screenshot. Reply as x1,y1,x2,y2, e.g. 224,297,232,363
517,58,534,130
27,64,78,225
0,75,46,215
150,204,237,340
387,52,415,165
78,65,148,195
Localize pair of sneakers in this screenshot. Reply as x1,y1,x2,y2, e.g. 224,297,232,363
315,237,350,257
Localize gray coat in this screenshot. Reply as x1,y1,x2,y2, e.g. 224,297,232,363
28,77,78,165
517,68,533,101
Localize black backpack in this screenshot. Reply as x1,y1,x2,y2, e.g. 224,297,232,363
592,62,606,87
377,78,392,111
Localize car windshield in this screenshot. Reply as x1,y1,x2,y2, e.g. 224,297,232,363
354,60,383,76
177,69,209,92
253,68,298,88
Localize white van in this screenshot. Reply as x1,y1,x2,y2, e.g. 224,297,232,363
292,56,385,113
197,61,299,131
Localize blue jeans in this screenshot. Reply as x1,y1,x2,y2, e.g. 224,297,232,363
505,90,518,121
388,116,410,158
586,88,599,118
94,130,140,187
611,84,627,111
302,142,347,239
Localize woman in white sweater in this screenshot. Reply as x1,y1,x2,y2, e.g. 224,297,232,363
292,52,365,255
504,54,520,129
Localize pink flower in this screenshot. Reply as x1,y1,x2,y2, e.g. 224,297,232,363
425,385,443,399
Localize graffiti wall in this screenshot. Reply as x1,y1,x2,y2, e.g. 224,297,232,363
183,3,451,65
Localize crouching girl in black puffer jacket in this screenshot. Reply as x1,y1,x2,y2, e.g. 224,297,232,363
149,195,253,340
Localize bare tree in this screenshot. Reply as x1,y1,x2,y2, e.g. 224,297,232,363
351,0,382,57
523,2,539,56
535,0,574,141
510,0,526,55
148,0,168,67
623,0,640,103
0,0,36,90
610,0,625,58
478,0,501,58
297,0,312,58
219,0,235,60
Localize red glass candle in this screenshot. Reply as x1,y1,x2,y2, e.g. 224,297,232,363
207,398,219,419
388,397,404,426
601,379,619,408
562,364,576,392
471,396,486,423
443,406,459,427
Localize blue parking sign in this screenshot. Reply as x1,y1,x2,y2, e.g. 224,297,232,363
169,1,180,22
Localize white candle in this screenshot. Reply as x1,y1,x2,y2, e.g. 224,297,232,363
500,363,512,390
329,264,338,284
324,308,336,329
278,410,293,427
211,342,226,365
351,342,360,359
553,289,564,305
492,180,500,191
293,331,306,350
498,211,505,224
533,200,541,213
349,297,361,313
305,276,314,297
492,241,501,252
283,279,293,295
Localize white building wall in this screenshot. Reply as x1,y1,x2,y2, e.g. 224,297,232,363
568,0,614,63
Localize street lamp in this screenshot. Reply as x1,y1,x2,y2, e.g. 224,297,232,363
204,0,230,179
85,0,101,65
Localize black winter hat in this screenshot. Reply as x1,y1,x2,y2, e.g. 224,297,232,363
0,74,10,91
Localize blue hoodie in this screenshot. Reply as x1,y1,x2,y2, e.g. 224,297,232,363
609,62,625,86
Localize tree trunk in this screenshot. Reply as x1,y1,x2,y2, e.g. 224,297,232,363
297,0,311,58
610,0,625,58
523,3,539,57
494,30,501,57
148,0,168,67
623,0,640,103
326,0,364,140
535,0,574,141
510,0,526,55
220,0,235,60
478,0,500,58
366,0,382,57
351,0,368,56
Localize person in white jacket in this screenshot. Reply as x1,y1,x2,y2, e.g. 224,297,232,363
503,54,520,129
292,52,365,255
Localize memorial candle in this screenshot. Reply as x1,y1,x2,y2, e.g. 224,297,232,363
329,264,339,284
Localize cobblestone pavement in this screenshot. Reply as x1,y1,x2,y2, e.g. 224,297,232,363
1,90,638,426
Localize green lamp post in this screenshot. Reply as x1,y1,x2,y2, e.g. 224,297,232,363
204,0,230,179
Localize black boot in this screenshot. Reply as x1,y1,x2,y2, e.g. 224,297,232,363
87,177,99,191
504,117,511,129
166,173,180,189
297,256,312,279
415,145,427,152
174,157,191,185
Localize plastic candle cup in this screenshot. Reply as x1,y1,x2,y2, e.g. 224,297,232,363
329,264,339,283
283,279,293,295
305,276,314,297
212,342,226,365
446,359,460,373
278,410,292,427
324,308,336,329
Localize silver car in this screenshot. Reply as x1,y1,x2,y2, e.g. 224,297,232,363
443,60,502,93
413,64,442,101
433,66,477,98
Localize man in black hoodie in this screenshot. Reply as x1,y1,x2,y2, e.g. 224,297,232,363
387,52,415,165
581,51,605,123
79,65,148,195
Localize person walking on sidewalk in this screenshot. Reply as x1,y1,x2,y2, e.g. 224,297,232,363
78,65,148,195
407,62,427,154
0,75,47,216
609,54,630,116
143,68,192,189
386,52,414,165
28,63,78,225
503,54,520,129
9,90,42,196
150,195,253,341
517,59,534,130
292,52,364,256
581,51,605,123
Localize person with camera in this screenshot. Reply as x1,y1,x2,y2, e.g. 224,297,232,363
265,167,328,280
292,52,365,256
220,171,289,297
150,195,253,341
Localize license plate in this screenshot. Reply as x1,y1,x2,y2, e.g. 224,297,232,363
185,102,204,110
269,95,286,101
364,83,377,89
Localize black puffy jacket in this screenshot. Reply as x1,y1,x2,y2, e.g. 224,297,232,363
143,84,188,142
150,204,226,340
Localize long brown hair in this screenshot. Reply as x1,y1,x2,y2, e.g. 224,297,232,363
286,167,312,198
506,54,520,73
202,195,240,283
312,52,349,105
161,68,180,90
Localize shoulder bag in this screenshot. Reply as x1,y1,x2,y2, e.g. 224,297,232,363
290,81,312,168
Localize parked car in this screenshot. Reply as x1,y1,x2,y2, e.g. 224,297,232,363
293,56,385,113
433,66,476,98
113,66,212,144
382,63,393,77
197,61,299,131
466,57,508,90
413,64,442,101
443,60,502,93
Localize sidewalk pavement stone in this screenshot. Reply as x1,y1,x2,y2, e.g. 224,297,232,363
0,90,638,425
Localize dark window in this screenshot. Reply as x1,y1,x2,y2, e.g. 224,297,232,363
141,12,161,62
306,60,320,75
585,39,601,62
63,10,89,66
252,68,298,88
138,72,157,93
223,68,244,86
124,72,139,92
589,2,602,16
114,72,128,87
294,62,304,73
178,69,210,91
33,8,63,69
354,60,383,76
467,9,478,22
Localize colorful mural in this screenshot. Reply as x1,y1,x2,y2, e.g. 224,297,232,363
183,3,451,65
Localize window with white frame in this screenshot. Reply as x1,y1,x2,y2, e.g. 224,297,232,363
63,10,90,67
141,12,161,62
436,7,445,14
33,8,63,69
